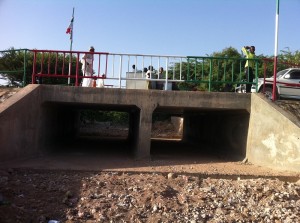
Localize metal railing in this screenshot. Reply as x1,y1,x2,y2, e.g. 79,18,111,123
30,50,188,89
5,48,300,101
0,49,29,87
31,49,109,87
186,56,260,92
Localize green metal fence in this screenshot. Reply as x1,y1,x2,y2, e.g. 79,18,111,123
186,56,260,92
0,49,29,87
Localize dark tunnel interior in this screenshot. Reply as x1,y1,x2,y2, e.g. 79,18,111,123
41,102,250,162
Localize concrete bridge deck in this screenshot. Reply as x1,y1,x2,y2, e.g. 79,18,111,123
0,85,299,173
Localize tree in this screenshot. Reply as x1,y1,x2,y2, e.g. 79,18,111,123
0,48,30,87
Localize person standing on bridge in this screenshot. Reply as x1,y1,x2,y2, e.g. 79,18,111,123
81,46,95,87
242,46,256,93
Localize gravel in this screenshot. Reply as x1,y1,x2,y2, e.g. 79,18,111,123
0,169,300,222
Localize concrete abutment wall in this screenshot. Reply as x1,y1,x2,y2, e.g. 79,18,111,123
247,94,300,172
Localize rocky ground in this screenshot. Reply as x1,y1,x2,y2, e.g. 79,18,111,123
0,169,300,223
1,87,300,222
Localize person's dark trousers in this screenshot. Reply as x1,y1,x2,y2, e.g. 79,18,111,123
245,67,253,93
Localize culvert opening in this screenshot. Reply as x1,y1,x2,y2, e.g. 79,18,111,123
150,109,250,162
43,102,139,157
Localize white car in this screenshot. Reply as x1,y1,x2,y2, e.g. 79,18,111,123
251,68,300,100
0,74,22,87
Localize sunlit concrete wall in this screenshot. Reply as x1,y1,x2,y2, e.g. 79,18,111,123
247,94,300,172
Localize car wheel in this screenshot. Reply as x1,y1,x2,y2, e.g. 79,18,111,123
260,86,279,100
263,87,273,100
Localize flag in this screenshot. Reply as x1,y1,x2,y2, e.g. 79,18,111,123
66,17,74,35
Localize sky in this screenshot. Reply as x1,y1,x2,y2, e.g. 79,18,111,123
0,0,299,57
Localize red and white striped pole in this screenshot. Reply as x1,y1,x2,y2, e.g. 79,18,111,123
272,0,279,101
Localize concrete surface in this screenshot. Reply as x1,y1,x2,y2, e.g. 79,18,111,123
0,85,299,173
247,94,300,172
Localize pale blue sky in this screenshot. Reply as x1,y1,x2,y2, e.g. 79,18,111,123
0,0,299,56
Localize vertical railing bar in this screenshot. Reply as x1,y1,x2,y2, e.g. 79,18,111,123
69,52,72,82
180,58,182,80
209,58,212,92
165,57,169,90
105,54,108,77
55,52,58,75
128,55,130,72
201,58,204,79
112,55,115,78
32,51,37,84
40,52,44,74
47,52,51,75
75,52,79,86
172,58,175,80
194,59,197,81
255,60,259,92
187,58,190,81
217,59,220,81
158,57,160,79
22,49,27,87
62,53,65,75
134,56,137,78
98,54,101,77
119,55,122,88
142,56,145,77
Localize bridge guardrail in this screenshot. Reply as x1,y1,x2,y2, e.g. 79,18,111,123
30,50,189,89
5,48,300,100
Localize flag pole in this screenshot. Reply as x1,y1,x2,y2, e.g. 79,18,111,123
272,0,279,101
68,7,74,85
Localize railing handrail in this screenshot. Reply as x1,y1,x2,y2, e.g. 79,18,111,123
2,48,299,100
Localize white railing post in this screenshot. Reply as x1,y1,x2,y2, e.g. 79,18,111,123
112,55,115,78
165,58,169,90
119,55,122,88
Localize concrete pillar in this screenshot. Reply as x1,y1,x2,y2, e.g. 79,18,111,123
134,106,154,159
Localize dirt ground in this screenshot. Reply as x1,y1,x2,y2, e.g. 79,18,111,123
1,87,300,222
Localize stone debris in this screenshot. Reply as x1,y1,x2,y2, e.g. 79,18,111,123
0,169,299,222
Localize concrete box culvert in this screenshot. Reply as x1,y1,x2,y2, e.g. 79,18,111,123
2,85,300,173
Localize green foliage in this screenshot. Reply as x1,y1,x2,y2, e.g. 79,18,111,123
0,48,30,86
80,110,129,125
279,48,300,65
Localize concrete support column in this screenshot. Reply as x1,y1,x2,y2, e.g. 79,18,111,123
134,106,155,159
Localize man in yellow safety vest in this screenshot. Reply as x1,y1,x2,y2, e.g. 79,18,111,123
242,46,255,93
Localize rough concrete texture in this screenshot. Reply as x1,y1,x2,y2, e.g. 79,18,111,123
0,85,250,161
1,85,299,173
0,85,42,160
247,94,300,172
